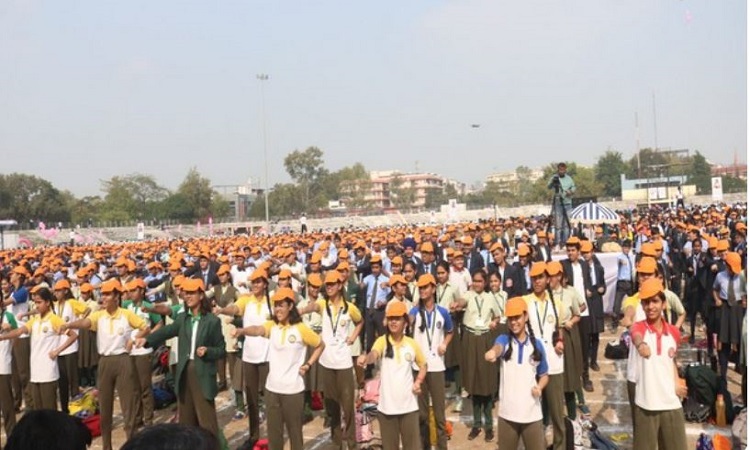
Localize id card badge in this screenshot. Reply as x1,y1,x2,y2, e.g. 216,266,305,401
475,318,485,328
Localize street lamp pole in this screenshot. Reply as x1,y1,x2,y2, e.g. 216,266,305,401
257,74,270,233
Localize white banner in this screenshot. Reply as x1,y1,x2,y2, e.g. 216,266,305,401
711,177,723,201
136,222,145,240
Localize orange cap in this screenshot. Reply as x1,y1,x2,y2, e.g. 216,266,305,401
529,261,546,277
53,279,71,291
505,297,527,317
725,252,742,273
545,261,563,276
272,287,296,303
324,271,342,284
580,241,593,253
638,278,663,300
416,273,436,288
636,257,657,274
307,273,323,288
517,244,530,257
100,279,122,294
385,301,408,317
389,275,407,287
79,283,94,294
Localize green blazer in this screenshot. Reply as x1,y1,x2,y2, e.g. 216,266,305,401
146,311,225,401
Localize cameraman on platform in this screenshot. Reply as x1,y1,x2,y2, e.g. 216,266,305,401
547,162,576,248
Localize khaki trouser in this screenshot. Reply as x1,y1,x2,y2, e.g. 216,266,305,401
243,361,268,441
497,417,545,450
633,406,688,450
319,365,356,449
30,381,57,410
378,410,421,450
627,380,636,427
543,373,566,450
265,389,304,450
98,354,137,450
417,371,447,450
0,374,16,438
131,353,155,426
179,361,219,439
11,337,31,410
58,352,79,413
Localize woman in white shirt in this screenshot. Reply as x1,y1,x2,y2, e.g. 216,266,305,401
485,297,549,450
358,301,427,450
0,287,78,411
234,287,325,450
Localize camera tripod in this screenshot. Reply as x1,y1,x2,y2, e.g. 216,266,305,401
548,188,572,247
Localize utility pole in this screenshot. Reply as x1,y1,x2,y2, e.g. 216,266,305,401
257,74,270,233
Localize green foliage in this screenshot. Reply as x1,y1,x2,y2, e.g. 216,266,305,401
594,151,630,197
283,147,329,211
175,167,227,220
100,173,168,221
688,151,712,194
389,174,417,210
0,174,71,224
722,175,746,194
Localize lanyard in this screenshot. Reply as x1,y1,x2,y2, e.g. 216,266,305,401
424,308,438,351
534,299,550,339
438,284,448,304
473,292,484,318
491,291,504,315
329,306,344,338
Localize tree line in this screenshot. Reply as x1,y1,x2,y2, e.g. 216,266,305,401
0,147,744,228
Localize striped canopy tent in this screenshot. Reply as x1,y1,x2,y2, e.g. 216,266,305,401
569,201,620,225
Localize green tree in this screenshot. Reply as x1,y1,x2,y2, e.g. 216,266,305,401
628,148,668,178
175,167,227,220
249,183,304,219
722,175,746,194
594,150,629,197
283,147,329,211
100,173,168,221
0,174,71,225
687,151,712,194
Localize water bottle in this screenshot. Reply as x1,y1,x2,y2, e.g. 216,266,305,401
715,394,726,426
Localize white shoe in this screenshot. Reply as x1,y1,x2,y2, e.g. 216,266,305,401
453,398,463,413
461,389,470,398
545,424,553,447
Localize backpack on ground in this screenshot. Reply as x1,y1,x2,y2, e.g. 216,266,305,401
565,416,583,450
356,409,374,443
683,396,712,423
685,364,719,405
604,332,629,360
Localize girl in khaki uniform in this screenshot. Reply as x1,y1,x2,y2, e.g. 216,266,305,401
0,286,78,411
234,287,325,450
61,279,149,450
358,301,427,450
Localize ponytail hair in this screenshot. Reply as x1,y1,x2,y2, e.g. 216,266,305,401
384,314,410,359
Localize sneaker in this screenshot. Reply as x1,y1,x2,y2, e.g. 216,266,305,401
460,389,470,398
233,410,246,420
467,427,481,440
452,398,463,413
578,403,591,415
583,379,594,392
484,429,494,442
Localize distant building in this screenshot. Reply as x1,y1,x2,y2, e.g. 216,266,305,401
213,180,264,221
620,174,696,205
485,167,544,194
340,170,458,209
711,163,747,179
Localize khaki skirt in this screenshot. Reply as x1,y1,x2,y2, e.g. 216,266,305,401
562,325,583,392
444,312,463,368
461,327,499,397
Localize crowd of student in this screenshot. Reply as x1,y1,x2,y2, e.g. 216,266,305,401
0,201,745,450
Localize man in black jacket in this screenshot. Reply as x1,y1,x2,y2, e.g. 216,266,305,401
561,237,594,391
685,238,708,344
487,242,524,297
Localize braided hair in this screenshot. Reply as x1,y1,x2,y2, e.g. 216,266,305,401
503,320,542,363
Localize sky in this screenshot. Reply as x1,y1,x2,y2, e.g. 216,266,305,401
0,0,746,197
